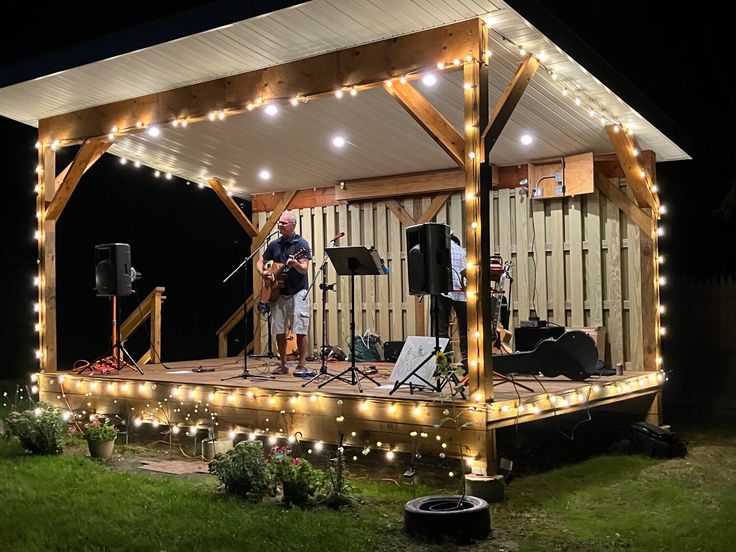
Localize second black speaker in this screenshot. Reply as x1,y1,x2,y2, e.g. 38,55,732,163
406,222,452,295
95,243,132,297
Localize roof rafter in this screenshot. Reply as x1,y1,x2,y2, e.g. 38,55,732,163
483,54,540,158
383,81,465,168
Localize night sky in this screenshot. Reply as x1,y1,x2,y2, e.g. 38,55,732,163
1,1,734,379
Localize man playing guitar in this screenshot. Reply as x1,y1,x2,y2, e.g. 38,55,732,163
256,211,312,375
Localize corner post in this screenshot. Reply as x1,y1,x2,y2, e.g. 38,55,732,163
463,22,494,470
37,143,57,372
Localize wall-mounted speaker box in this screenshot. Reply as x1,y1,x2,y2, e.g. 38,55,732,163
514,325,565,352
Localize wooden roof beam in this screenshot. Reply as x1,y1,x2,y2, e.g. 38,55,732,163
38,19,483,145
336,169,464,202
483,54,540,158
45,139,110,221
605,124,659,211
208,178,258,237
383,81,465,168
252,187,341,213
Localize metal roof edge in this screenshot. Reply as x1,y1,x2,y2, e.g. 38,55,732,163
504,0,693,159
0,0,306,89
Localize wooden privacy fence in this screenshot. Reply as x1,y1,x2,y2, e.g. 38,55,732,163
253,177,648,370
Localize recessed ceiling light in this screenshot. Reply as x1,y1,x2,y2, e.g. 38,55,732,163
520,134,533,146
258,169,271,180
147,126,160,137
264,104,278,116
332,135,346,148
422,73,437,86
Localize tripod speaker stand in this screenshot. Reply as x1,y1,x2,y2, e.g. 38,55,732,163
108,295,144,374
318,246,386,392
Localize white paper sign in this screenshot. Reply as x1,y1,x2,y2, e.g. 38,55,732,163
389,336,450,386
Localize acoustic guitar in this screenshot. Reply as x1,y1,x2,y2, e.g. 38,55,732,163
492,330,598,381
260,248,309,304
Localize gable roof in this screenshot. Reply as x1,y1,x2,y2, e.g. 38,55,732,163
0,0,690,197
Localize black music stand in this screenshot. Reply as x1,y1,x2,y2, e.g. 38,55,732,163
318,246,385,392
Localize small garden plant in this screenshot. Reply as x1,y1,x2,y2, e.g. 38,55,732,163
208,440,271,500
3,401,66,455
324,445,356,508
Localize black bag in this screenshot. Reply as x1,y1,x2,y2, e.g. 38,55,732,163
348,332,383,362
629,422,688,459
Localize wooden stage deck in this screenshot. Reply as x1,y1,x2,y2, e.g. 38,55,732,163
38,357,664,468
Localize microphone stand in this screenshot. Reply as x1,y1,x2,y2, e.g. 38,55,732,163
221,230,278,381
302,240,339,387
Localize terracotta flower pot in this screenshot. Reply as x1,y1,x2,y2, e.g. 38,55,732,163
87,437,116,460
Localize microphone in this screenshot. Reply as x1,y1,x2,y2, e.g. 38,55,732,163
330,232,345,243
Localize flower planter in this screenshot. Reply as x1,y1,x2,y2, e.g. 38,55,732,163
87,437,116,460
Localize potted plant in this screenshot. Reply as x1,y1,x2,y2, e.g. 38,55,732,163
268,445,324,507
83,415,117,460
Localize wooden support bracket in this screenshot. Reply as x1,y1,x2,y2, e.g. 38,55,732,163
208,178,258,237
383,81,465,168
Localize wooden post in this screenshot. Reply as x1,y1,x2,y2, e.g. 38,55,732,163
37,145,57,372
150,287,164,363
463,22,494,471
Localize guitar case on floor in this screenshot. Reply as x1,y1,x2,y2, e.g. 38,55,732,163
492,330,598,381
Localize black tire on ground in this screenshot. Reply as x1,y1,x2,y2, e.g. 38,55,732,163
404,495,491,543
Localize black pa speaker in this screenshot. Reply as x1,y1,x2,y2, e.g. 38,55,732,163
95,243,132,297
383,341,405,362
406,222,452,296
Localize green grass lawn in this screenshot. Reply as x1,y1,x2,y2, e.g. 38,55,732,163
1,392,735,551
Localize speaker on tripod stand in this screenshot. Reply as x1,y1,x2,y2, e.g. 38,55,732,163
93,243,143,374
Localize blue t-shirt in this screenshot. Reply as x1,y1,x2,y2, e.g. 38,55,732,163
263,234,312,296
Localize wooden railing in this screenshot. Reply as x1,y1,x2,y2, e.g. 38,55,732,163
217,294,257,357
120,286,166,364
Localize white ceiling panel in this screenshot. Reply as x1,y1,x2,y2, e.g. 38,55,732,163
0,0,689,197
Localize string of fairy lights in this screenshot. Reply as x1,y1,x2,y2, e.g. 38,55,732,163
24,369,665,472
28,22,668,470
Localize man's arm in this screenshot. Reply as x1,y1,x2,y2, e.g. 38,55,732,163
288,256,310,274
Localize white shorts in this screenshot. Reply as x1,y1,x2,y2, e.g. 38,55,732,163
271,289,310,335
